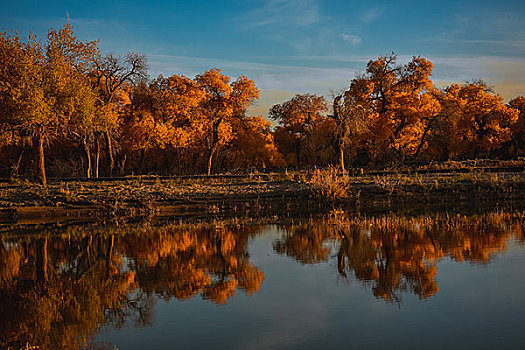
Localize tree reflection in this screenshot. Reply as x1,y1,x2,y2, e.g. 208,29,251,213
0,223,264,349
121,224,264,304
1,213,523,349
273,212,524,303
0,234,137,350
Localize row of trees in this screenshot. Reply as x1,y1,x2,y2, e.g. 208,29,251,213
272,55,525,171
1,21,525,183
0,20,279,184
0,19,149,185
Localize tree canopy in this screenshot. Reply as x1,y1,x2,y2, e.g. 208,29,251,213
1,21,525,180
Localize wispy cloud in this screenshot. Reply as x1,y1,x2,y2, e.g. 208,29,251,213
149,53,525,106
446,39,525,50
148,53,358,93
340,33,361,46
437,10,525,56
361,7,381,23
244,0,321,28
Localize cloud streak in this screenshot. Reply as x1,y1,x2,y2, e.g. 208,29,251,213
244,0,321,28
361,8,381,23
340,33,362,46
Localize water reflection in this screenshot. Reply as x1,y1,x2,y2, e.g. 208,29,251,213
0,212,524,349
0,223,264,350
274,212,524,302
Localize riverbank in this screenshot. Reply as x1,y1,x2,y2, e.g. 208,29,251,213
1,170,524,224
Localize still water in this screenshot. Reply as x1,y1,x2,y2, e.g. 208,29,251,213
1,211,525,349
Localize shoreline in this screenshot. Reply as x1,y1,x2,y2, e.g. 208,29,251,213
1,171,525,224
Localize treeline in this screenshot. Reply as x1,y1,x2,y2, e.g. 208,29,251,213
1,21,525,184
286,56,525,172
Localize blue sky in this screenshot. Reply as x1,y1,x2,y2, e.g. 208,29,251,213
2,0,524,115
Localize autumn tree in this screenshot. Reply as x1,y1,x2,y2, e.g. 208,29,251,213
195,68,259,175
343,54,440,163
508,96,525,157
0,32,37,176
331,92,369,171
270,94,329,167
0,20,98,185
46,19,99,178
430,83,518,159
121,74,206,172
91,51,147,176
223,116,285,169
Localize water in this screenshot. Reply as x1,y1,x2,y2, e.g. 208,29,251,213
1,211,525,349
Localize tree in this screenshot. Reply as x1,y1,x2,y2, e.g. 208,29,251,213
0,19,97,185
344,54,440,162
434,83,518,159
46,20,98,179
121,74,206,173
0,32,37,177
508,96,525,157
270,94,328,167
91,51,147,176
331,92,369,172
196,68,259,175
223,116,285,169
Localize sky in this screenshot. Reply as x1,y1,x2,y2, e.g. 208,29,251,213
1,0,525,116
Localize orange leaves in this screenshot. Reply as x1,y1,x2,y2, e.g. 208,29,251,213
339,54,441,161
270,94,329,166
438,82,519,157
508,96,525,156
195,68,260,174
118,68,268,173
196,68,232,96
160,74,205,120
230,74,260,112
5,20,525,177
225,116,285,168
270,93,327,130
195,68,259,125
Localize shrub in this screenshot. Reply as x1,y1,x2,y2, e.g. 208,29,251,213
309,166,351,201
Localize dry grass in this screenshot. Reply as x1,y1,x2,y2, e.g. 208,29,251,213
309,166,351,201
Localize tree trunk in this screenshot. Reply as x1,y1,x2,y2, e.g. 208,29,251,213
35,132,46,187
207,118,222,175
106,235,114,278
12,147,25,176
512,136,519,159
207,143,219,176
118,154,126,176
414,119,435,159
105,129,114,177
337,238,347,278
95,135,100,178
81,135,91,178
340,146,346,173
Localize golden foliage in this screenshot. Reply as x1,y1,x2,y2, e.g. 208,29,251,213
433,83,519,158
2,21,525,178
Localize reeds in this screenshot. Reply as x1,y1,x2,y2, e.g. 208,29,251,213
309,166,351,201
